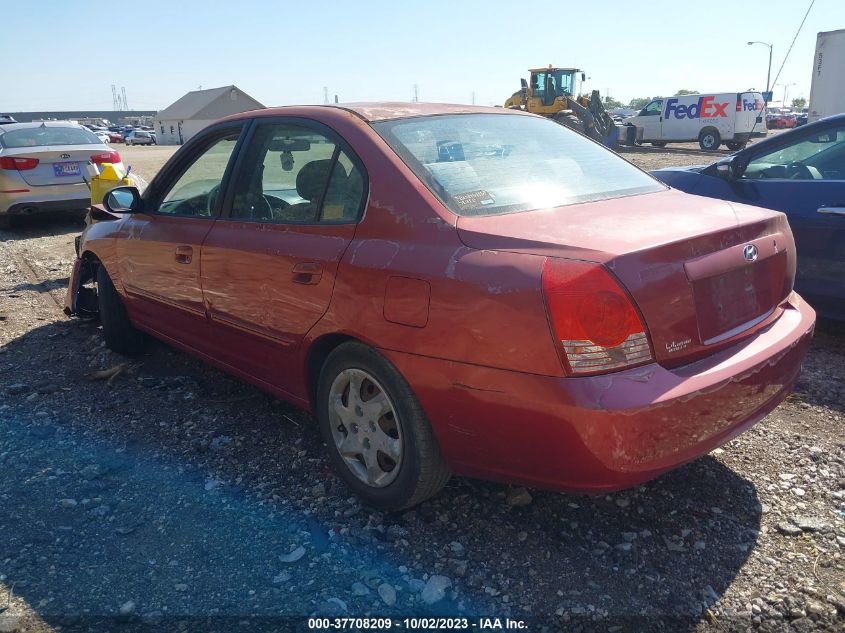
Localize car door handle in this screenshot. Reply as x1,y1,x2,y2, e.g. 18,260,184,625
292,261,322,285
174,245,193,264
817,206,845,216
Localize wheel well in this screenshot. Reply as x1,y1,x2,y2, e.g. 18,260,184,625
306,333,357,409
78,251,101,280
699,126,719,138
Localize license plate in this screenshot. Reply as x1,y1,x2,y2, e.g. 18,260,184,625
53,162,80,177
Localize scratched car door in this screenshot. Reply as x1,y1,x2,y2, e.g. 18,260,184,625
116,126,244,349
199,120,367,389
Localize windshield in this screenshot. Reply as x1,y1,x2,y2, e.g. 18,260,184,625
373,113,663,216
0,126,101,148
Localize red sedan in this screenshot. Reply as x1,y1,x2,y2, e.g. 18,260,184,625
65,103,815,509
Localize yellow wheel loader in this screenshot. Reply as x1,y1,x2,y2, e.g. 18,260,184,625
504,66,621,146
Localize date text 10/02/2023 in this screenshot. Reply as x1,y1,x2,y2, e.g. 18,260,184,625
307,617,528,630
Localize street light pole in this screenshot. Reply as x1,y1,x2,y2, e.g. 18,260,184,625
783,82,796,108
747,41,773,97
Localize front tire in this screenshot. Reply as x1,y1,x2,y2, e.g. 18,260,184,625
726,141,746,151
316,342,450,510
96,265,144,354
650,141,667,147
698,128,721,151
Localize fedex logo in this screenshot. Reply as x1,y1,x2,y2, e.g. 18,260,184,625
741,98,764,112
665,96,729,119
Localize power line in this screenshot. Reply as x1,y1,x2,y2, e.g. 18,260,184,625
770,0,815,88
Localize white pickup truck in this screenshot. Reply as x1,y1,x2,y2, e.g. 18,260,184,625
623,91,766,151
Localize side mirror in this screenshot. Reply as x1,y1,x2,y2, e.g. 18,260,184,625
520,78,528,90
103,186,142,213
581,72,586,82
715,156,739,180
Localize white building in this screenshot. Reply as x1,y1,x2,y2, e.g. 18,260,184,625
155,85,264,145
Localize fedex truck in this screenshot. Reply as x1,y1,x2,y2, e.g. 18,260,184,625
624,91,766,151
808,29,845,123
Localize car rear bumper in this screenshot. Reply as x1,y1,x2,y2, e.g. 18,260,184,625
384,293,815,492
1,183,90,215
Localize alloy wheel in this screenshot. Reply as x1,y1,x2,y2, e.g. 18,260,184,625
327,368,403,488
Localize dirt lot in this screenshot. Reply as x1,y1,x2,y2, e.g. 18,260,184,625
0,139,843,632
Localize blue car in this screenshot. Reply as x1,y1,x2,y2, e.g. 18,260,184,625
652,114,845,320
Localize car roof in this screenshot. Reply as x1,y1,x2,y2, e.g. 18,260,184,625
226,103,522,124
0,120,84,133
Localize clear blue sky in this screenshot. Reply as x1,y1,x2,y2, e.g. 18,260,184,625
2,0,839,112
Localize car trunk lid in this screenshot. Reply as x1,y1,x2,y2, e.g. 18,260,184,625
456,190,795,367
5,145,103,186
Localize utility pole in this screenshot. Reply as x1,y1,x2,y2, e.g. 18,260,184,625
121,87,129,110
471,91,476,105
323,87,329,104
412,84,419,103
747,41,773,98
111,85,119,111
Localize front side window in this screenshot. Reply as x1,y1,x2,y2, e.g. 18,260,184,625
374,113,663,217
158,132,240,216
548,70,575,96
641,100,663,116
0,126,100,148
229,122,365,223
743,126,845,180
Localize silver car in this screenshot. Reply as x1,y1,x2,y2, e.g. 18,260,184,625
0,121,124,228
124,130,155,146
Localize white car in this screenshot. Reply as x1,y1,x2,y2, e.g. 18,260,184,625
95,131,111,144
0,121,124,228
124,130,156,146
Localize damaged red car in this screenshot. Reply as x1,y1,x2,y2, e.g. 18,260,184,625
65,103,815,510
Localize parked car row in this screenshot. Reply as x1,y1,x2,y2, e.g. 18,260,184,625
2,105,838,510
766,108,809,130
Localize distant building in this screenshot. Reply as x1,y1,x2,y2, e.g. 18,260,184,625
155,86,264,145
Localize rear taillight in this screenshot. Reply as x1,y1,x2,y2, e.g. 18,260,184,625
542,258,654,376
0,156,39,170
91,151,121,165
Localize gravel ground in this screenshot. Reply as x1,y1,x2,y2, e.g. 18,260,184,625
0,138,843,632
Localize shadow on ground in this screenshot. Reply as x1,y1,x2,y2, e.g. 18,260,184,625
0,319,763,631
0,212,85,241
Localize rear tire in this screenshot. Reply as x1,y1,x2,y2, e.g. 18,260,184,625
726,141,746,151
698,128,721,151
316,342,450,510
96,265,144,354
0,216,11,230
651,141,667,147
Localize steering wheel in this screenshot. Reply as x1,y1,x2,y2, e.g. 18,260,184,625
786,161,813,180
248,194,274,220
263,194,290,218
206,184,221,215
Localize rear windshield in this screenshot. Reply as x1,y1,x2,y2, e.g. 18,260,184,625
0,126,101,148
373,113,663,216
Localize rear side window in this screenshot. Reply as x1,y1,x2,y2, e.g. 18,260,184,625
228,122,366,224
0,126,100,148
374,114,663,216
